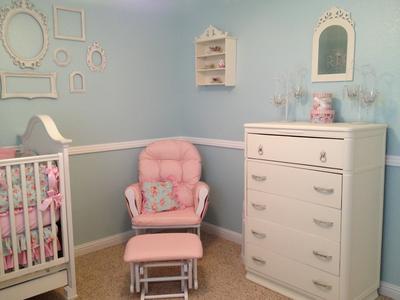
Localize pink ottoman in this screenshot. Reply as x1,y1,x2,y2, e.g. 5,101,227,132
124,233,203,300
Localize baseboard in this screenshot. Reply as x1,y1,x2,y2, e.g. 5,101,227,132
201,222,242,245
74,230,133,257
380,281,400,299
74,224,242,258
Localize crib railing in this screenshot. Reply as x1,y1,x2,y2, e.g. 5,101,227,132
0,153,69,283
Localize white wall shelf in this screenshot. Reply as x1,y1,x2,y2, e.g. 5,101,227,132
195,25,236,87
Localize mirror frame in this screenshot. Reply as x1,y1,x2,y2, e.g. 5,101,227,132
0,0,49,69
87,42,107,72
311,7,355,82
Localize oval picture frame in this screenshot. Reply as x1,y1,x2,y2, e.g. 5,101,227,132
87,41,107,72
54,48,71,67
0,0,49,69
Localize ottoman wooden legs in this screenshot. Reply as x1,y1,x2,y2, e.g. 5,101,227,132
130,260,196,300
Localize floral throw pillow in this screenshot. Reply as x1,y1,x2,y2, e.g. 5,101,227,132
141,181,179,214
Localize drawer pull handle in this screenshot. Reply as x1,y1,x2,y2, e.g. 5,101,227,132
313,218,334,228
251,203,266,211
320,151,327,163
258,144,264,155
312,280,332,290
251,256,266,265
313,250,333,261
252,174,267,182
313,186,334,195
251,230,266,239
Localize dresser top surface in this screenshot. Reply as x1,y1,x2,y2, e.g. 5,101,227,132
244,122,387,132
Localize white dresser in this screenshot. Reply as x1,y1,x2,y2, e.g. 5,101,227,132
244,122,387,300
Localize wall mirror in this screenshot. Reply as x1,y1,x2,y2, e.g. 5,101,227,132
311,7,355,82
0,0,49,69
87,42,107,72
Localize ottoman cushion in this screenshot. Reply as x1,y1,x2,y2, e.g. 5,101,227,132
124,233,203,263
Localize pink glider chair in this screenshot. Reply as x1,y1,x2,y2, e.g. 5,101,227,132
124,140,209,235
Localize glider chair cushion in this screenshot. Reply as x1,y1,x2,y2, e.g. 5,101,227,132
125,140,209,232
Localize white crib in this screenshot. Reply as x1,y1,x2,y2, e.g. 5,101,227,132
0,115,77,299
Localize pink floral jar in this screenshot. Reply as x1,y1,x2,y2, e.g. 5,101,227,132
310,92,335,123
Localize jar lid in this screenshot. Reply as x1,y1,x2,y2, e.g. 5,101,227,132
313,92,332,97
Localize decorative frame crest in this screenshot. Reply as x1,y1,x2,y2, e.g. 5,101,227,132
0,0,49,69
53,5,86,42
0,72,58,99
69,71,85,93
311,7,355,82
314,7,354,31
87,42,107,72
195,25,228,42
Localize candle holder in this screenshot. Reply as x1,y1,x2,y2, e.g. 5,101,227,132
271,70,307,121
344,65,379,122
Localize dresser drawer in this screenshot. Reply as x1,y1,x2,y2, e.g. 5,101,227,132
246,218,340,275
247,161,342,209
247,134,344,169
246,244,339,300
247,190,341,242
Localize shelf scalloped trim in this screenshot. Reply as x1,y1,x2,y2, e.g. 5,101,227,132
195,25,229,42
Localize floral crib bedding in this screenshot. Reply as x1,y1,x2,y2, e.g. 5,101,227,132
2,225,60,271
0,161,62,271
0,162,61,217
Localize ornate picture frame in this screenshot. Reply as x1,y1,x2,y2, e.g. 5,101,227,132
0,0,49,69
87,42,107,72
0,72,58,99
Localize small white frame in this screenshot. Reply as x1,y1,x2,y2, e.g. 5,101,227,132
69,71,85,93
311,7,355,82
87,42,107,72
0,0,49,69
53,48,71,67
0,72,58,99
53,5,86,42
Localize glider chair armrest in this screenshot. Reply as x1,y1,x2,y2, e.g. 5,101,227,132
193,181,209,218
125,183,142,219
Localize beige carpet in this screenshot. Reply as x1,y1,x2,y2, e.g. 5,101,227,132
31,232,391,300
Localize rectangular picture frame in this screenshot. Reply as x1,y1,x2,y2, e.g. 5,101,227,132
0,72,58,99
53,5,86,42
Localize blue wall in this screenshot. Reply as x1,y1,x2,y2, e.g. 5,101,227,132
0,0,183,244
175,0,400,286
0,0,399,287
